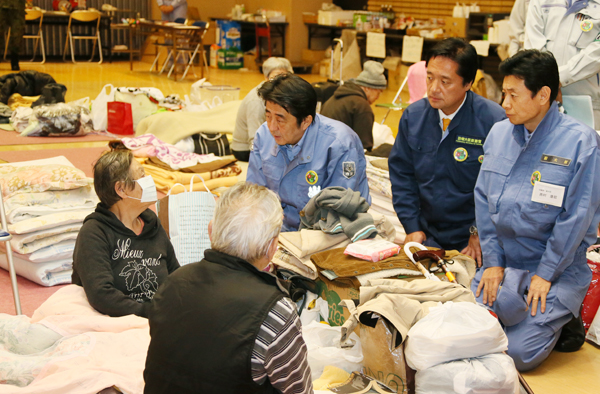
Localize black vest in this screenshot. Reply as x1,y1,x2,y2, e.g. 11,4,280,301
144,249,285,394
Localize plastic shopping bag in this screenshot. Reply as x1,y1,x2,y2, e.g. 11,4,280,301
107,102,134,135
91,84,116,131
415,353,519,394
404,302,508,371
583,259,600,330
302,320,363,381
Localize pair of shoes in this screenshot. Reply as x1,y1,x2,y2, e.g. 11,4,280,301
554,313,586,352
10,54,20,71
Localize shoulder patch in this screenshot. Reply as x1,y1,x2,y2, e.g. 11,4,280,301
343,161,356,179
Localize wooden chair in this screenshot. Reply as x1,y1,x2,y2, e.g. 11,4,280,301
4,9,46,64
63,10,103,64
168,21,210,80
0,184,21,315
255,15,271,63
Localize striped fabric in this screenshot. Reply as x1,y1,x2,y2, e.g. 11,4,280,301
251,297,313,394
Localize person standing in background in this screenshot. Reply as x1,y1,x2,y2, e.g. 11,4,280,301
156,0,187,22
508,0,530,57
525,0,600,129
0,0,26,71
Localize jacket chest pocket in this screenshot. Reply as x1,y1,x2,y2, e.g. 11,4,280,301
450,144,484,193
263,161,284,189
480,156,514,214
407,135,437,183
520,165,571,226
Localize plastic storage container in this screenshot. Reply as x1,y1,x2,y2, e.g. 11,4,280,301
200,85,240,104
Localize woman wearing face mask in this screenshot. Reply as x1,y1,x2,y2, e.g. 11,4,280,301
72,146,180,318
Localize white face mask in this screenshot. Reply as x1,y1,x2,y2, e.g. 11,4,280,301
126,175,158,203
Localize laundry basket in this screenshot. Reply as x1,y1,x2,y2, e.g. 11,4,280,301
200,85,240,104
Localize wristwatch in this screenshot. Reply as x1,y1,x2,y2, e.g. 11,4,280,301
469,226,478,236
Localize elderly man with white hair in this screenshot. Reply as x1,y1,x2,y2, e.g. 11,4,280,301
143,182,313,394
232,57,295,161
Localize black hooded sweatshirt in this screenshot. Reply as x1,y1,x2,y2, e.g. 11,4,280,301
72,203,179,318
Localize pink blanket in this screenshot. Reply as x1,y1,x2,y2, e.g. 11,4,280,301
0,285,149,394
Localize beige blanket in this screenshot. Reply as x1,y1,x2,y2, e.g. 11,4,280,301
135,100,242,144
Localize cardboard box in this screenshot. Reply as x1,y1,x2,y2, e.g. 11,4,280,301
445,17,467,38
302,49,326,64
315,277,359,326
243,53,258,71
216,20,241,50
318,10,355,26
217,48,243,69
387,63,409,92
361,319,415,394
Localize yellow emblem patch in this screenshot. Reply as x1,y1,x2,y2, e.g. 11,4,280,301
306,170,318,185
531,171,541,185
454,147,468,162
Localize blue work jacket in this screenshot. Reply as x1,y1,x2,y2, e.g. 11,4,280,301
389,91,505,249
247,114,370,231
475,102,600,314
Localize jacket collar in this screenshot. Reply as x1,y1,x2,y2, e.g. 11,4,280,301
203,249,289,295
512,101,560,147
269,114,320,165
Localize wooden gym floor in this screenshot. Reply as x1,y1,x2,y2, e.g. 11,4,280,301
0,59,599,394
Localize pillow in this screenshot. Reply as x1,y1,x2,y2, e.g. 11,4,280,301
0,164,92,199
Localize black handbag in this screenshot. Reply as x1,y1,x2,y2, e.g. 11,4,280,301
192,133,231,156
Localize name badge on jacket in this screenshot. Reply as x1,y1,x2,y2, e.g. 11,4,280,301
531,181,565,207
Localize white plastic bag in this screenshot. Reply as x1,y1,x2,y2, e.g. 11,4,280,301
405,302,508,371
302,320,363,381
91,84,116,131
190,78,212,104
415,353,519,394
586,307,600,345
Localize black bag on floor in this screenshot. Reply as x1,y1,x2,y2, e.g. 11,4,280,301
192,133,231,156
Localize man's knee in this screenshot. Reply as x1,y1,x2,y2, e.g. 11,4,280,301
505,323,559,372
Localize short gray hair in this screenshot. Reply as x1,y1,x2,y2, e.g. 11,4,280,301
211,182,283,263
262,57,294,79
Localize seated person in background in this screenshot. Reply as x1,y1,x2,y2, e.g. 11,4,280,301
232,57,294,162
474,50,600,371
321,60,387,151
246,73,370,231
388,38,505,266
72,147,179,318
144,182,312,394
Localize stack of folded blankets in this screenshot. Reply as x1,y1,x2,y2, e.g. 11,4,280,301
365,156,406,244
0,156,98,286
122,134,243,194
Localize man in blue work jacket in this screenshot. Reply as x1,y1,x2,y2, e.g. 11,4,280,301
246,74,370,231
473,50,600,371
388,38,505,265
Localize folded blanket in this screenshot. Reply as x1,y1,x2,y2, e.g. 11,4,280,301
142,162,239,194
0,252,72,286
123,134,227,170
8,210,91,235
4,186,98,224
10,223,82,254
274,214,396,279
135,100,242,144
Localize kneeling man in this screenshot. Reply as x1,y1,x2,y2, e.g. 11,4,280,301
247,73,370,231
144,182,312,393
473,50,600,371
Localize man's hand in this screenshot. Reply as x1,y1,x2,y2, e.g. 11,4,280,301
527,275,551,316
461,234,482,267
159,5,174,14
405,231,426,245
476,267,505,307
